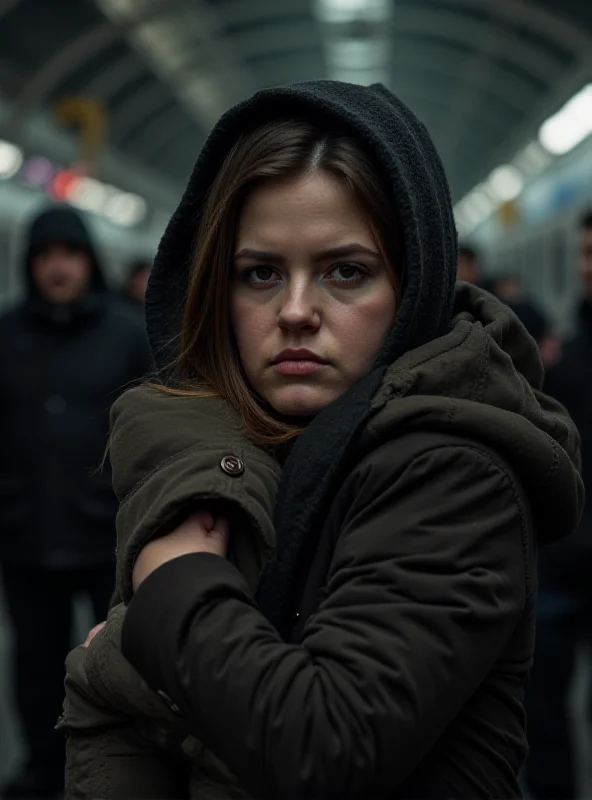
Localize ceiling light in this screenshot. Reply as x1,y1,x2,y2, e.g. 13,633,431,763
514,141,553,176
0,140,23,179
68,177,110,214
103,191,147,227
538,84,592,156
487,165,524,202
456,187,495,229
316,0,391,24
327,38,389,69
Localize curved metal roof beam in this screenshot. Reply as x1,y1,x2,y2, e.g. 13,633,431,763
83,53,146,103
403,88,509,140
439,0,592,174
391,8,562,84
391,43,541,112
214,0,313,28
125,114,197,161
228,20,321,61
6,0,184,135
8,22,118,135
144,120,200,164
437,12,515,165
450,0,591,55
393,69,523,120
109,82,171,140
238,51,326,86
155,126,202,174
484,56,592,192
96,0,255,125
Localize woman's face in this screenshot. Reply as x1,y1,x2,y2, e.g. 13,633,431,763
231,171,398,417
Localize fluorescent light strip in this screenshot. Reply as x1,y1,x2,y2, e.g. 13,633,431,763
455,83,592,236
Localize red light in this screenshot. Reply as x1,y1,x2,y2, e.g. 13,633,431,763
51,170,80,201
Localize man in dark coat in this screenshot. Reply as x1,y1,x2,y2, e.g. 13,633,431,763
0,205,152,799
524,210,592,800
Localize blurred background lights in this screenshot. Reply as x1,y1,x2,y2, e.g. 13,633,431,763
103,191,147,227
22,156,55,187
487,166,525,203
539,84,592,156
0,140,24,180
316,0,391,23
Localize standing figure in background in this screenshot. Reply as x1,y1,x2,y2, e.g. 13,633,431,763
524,210,592,800
122,259,152,308
457,244,481,284
457,244,497,293
496,277,562,371
0,205,152,800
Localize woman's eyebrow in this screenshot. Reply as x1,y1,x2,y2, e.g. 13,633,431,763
313,243,381,260
234,244,381,262
234,249,283,263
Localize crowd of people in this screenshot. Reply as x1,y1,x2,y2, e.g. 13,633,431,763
0,80,589,800
459,216,592,799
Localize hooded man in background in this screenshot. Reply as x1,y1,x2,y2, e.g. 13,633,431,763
0,205,152,799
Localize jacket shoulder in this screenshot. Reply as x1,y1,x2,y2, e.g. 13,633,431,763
342,430,535,593
355,429,528,491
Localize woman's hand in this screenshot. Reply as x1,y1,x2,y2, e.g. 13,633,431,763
83,621,106,648
132,511,229,593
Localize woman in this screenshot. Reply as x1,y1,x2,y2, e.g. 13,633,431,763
63,80,582,798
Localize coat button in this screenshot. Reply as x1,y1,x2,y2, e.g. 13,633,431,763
157,689,181,715
220,455,244,476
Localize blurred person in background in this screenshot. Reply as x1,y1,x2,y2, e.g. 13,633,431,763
523,210,592,800
494,275,562,371
122,258,151,308
457,244,497,293
0,205,152,800
495,273,525,304
457,244,481,284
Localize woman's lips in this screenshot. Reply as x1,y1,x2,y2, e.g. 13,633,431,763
271,360,326,376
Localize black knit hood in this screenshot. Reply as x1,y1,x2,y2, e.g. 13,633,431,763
146,80,457,370
146,81,461,630
24,204,106,298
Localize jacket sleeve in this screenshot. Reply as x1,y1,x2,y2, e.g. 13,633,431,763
120,442,530,799
64,722,190,800
110,384,280,603
61,606,192,799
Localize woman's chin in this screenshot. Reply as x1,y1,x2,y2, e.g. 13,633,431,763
267,386,340,418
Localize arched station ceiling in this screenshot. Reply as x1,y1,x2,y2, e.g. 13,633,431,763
0,0,589,203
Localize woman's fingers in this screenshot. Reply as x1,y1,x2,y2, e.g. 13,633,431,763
209,516,229,555
186,509,215,530
83,621,106,648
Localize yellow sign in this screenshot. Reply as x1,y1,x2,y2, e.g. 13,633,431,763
55,97,107,176
499,200,519,227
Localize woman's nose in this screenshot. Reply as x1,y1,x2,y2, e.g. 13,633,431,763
277,287,321,331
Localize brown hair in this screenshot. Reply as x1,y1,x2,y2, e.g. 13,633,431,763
158,118,405,448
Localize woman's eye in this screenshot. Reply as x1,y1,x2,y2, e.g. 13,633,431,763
246,267,278,286
327,263,367,284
